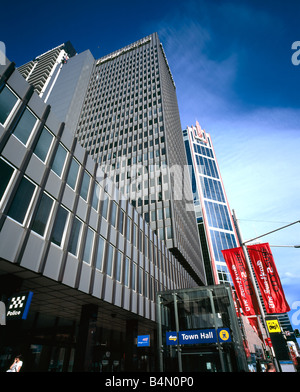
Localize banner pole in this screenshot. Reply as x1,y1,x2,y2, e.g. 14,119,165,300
232,209,280,372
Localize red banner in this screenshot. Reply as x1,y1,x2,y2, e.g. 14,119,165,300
247,243,290,314
222,247,260,317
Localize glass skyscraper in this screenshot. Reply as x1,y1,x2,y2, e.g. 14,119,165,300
183,121,238,285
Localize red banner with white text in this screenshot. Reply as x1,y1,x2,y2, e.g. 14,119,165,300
247,243,290,314
222,247,260,317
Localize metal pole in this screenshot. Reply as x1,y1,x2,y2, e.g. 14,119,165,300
232,209,280,372
157,294,164,372
208,289,226,372
172,292,182,372
243,220,300,245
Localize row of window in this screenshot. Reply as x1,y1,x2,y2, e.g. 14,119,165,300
0,76,196,290
210,229,237,263
0,156,177,297
0,85,173,260
193,142,214,159
195,154,219,179
199,176,225,203
204,200,233,231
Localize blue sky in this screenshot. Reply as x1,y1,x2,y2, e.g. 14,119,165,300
2,0,300,335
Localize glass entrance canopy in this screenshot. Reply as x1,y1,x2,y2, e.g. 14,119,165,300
157,284,248,372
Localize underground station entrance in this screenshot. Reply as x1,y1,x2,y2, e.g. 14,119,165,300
157,285,249,372
0,260,157,372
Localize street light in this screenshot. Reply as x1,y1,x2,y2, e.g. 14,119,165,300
269,245,300,248
242,220,300,245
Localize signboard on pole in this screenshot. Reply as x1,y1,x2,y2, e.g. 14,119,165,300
247,243,290,314
222,247,260,317
166,328,232,345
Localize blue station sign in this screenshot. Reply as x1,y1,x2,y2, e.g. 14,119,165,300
137,335,150,347
166,328,231,345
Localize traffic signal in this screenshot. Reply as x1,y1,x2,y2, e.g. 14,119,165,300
294,329,300,338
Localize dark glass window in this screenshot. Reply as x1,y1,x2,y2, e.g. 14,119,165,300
0,158,14,201
83,227,94,264
13,108,37,145
68,217,82,255
92,182,100,211
0,86,18,124
66,158,80,190
80,171,90,200
106,243,114,277
115,251,122,282
95,236,105,270
31,193,53,236
131,262,136,290
7,177,35,224
118,210,124,234
52,144,67,177
110,201,117,227
124,257,130,286
51,205,68,246
34,127,53,162
101,195,109,219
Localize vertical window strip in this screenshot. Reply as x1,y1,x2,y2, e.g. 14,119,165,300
68,217,83,256
31,192,54,237
7,176,36,224
0,85,18,125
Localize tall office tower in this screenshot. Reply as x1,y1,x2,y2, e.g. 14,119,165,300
75,33,206,286
17,41,76,100
183,121,239,285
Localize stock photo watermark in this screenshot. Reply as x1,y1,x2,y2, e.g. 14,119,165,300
94,161,198,211
0,41,6,65
291,41,300,66
291,301,300,326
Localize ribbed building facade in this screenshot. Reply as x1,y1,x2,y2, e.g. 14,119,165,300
75,33,206,286
0,34,204,372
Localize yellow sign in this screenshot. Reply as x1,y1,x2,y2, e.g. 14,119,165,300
219,329,230,341
266,320,281,333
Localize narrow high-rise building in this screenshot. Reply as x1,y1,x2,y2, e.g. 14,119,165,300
19,33,206,287
183,121,238,285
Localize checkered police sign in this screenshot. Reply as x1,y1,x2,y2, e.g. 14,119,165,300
6,292,33,320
